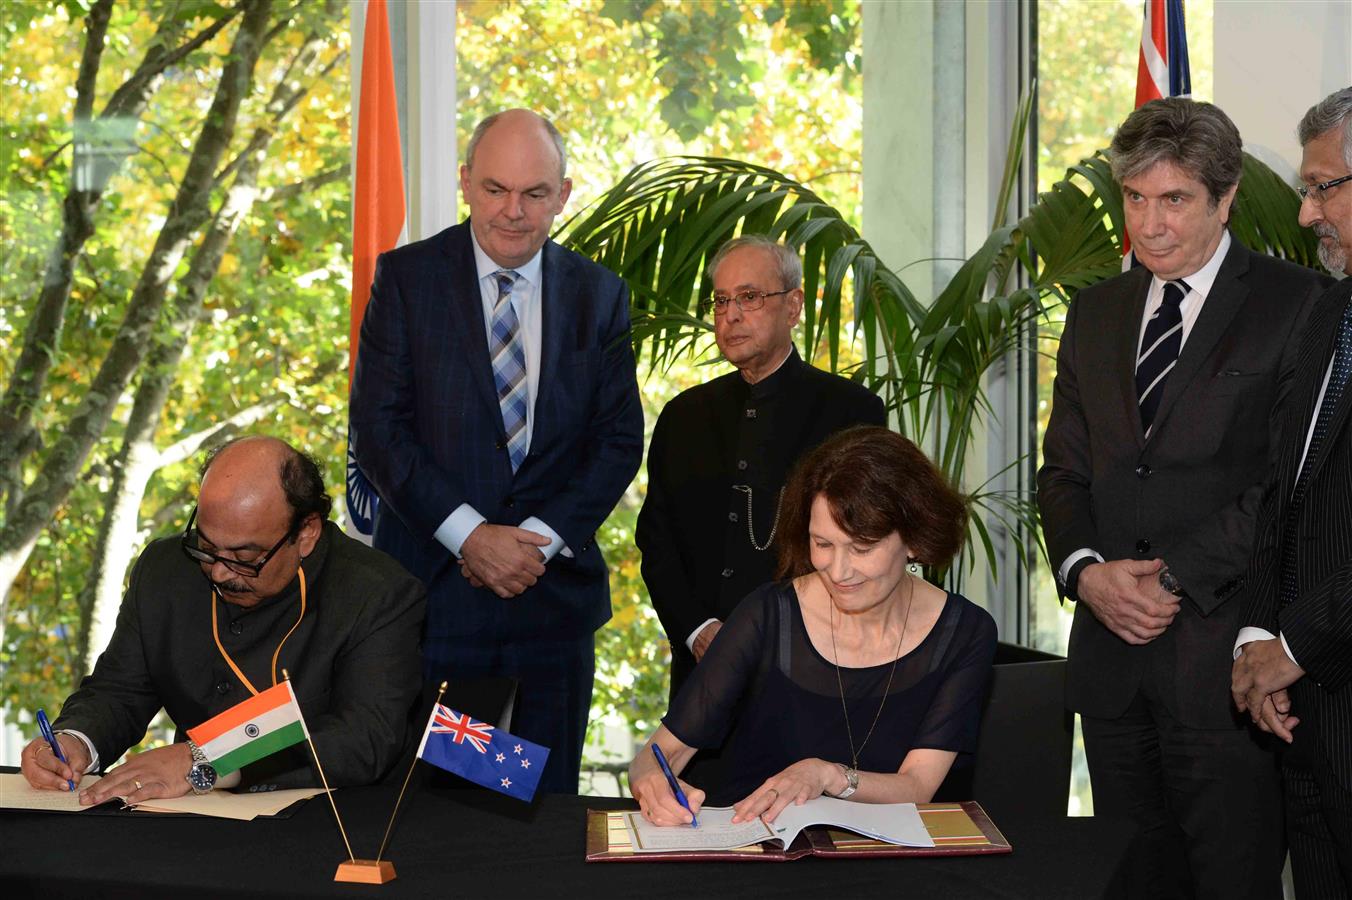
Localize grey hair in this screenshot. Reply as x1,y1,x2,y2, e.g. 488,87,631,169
464,110,568,181
1297,87,1352,168
1109,98,1243,208
706,235,803,290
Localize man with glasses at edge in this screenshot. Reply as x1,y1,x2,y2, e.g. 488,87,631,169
20,435,425,803
636,235,884,789
1233,86,1352,897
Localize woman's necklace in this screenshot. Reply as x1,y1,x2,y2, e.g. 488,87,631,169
828,574,914,770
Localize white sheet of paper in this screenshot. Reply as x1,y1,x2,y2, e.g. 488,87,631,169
621,797,934,853
768,796,934,848
0,772,102,812
622,807,776,852
132,787,323,821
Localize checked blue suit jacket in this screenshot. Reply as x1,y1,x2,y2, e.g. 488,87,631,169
349,221,643,643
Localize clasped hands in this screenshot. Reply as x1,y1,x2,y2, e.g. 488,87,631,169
458,523,551,598
21,735,194,805
634,757,843,827
1078,558,1180,645
1231,638,1304,743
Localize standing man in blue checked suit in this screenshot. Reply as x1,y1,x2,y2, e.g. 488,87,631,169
350,109,643,793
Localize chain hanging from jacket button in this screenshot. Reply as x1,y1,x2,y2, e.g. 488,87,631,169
732,484,784,552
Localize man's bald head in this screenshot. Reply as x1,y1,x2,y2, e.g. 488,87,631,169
193,436,330,606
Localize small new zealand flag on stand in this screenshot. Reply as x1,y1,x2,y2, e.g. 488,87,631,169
416,704,549,802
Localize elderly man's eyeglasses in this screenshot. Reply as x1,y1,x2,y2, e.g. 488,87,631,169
700,288,793,317
1297,173,1352,205
180,506,295,577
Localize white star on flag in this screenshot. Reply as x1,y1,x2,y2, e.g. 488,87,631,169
520,758,530,769
495,752,505,763
513,744,523,754
501,777,512,789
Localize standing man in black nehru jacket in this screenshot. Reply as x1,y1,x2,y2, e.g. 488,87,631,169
1038,97,1330,899
1233,86,1352,898
350,109,643,794
637,235,885,713
19,435,426,800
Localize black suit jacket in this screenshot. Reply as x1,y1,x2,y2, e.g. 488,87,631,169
1240,279,1352,788
636,349,884,686
1038,238,1329,727
54,524,426,789
349,222,644,642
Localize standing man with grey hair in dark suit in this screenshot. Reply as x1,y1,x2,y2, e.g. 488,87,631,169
1233,85,1352,897
350,109,643,794
1038,97,1330,898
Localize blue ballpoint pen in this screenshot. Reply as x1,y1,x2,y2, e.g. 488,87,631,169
36,708,76,792
651,743,697,828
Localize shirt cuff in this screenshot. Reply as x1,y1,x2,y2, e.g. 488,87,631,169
1058,548,1105,584
686,618,721,652
1233,626,1300,667
519,516,571,560
435,504,486,557
56,729,100,774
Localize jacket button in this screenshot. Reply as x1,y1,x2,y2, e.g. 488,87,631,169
1135,464,1151,479
229,620,243,636
1135,539,1151,554
495,439,506,450
721,568,734,578
737,460,748,471
728,512,738,522
216,680,231,695
504,497,515,509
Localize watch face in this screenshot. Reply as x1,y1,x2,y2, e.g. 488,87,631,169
188,763,217,792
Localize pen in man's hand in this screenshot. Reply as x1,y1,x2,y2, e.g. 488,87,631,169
36,708,76,792
651,743,697,828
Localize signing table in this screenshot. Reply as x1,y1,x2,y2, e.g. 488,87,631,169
0,780,1132,899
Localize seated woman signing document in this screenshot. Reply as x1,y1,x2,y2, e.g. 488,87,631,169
629,426,997,827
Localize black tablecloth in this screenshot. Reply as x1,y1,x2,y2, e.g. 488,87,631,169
0,780,1131,899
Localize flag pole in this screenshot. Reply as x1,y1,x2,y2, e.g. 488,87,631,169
375,680,446,862
284,669,356,863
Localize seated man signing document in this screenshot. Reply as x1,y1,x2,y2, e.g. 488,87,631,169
629,427,997,825
20,436,425,803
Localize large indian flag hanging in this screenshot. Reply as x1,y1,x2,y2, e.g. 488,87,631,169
186,681,310,777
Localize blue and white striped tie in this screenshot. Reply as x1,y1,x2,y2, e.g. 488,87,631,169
490,270,528,472
1136,280,1188,436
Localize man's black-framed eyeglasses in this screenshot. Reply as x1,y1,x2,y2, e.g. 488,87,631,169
700,288,793,317
1297,173,1352,204
180,506,295,577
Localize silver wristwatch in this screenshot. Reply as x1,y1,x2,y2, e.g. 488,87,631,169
832,764,859,799
185,739,217,795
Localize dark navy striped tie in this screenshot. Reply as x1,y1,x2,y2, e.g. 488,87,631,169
1136,280,1189,436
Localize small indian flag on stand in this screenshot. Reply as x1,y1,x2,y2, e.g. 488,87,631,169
186,681,309,776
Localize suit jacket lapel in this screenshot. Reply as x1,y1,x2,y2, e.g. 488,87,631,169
443,224,503,435
1301,284,1352,488
534,241,567,448
1149,240,1249,441
1114,266,1153,449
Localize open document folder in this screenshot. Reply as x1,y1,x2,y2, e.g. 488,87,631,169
586,799,1011,862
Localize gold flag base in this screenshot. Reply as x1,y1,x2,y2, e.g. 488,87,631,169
334,859,397,884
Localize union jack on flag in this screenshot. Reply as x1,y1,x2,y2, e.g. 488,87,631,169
429,705,494,753
416,702,550,802
1135,0,1191,108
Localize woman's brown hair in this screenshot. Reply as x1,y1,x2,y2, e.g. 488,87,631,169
775,426,967,579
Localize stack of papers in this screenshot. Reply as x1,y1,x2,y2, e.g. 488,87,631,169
0,773,321,820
